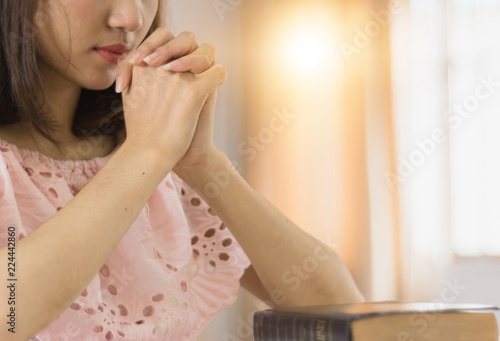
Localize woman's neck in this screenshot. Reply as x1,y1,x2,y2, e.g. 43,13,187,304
38,68,83,143
0,63,120,160
0,73,117,161
0,122,117,161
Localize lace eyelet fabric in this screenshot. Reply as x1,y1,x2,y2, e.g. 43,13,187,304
0,138,250,341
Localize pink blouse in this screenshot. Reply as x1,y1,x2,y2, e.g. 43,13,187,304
0,138,251,341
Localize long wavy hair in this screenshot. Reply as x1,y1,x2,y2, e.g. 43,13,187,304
0,0,165,146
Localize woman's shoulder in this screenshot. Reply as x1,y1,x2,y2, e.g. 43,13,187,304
0,125,23,165
0,124,30,148
0,124,53,157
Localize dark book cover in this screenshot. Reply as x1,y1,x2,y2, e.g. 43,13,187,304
253,301,499,341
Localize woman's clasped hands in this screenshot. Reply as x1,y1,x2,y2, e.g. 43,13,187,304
117,28,225,171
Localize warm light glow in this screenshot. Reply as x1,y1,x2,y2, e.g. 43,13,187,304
285,31,332,69
281,16,338,76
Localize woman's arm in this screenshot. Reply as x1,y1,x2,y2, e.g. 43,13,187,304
174,150,365,309
0,34,225,340
0,144,173,341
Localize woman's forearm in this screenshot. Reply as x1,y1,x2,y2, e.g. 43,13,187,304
0,142,173,341
175,150,365,308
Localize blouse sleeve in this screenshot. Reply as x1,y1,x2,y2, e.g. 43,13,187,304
169,172,251,321
170,172,251,270
0,152,28,247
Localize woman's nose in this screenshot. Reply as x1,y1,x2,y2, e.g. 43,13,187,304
107,0,143,32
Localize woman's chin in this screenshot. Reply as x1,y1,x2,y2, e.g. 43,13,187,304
78,69,119,91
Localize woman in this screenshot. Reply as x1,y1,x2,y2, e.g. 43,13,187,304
0,0,364,340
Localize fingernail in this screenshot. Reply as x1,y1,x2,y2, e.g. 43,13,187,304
128,51,141,64
115,76,123,93
143,51,159,64
163,60,181,71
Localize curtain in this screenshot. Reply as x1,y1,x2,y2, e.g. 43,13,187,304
392,0,500,305
239,0,399,304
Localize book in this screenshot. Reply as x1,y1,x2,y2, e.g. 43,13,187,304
253,301,499,341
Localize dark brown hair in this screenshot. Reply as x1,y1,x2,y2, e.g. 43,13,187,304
0,0,165,146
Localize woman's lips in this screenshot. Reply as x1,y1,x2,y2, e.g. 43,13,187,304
94,44,130,64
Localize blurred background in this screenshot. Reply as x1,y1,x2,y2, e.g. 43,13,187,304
165,0,500,339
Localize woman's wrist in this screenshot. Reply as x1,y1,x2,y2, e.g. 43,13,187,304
118,140,178,178
173,148,233,196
